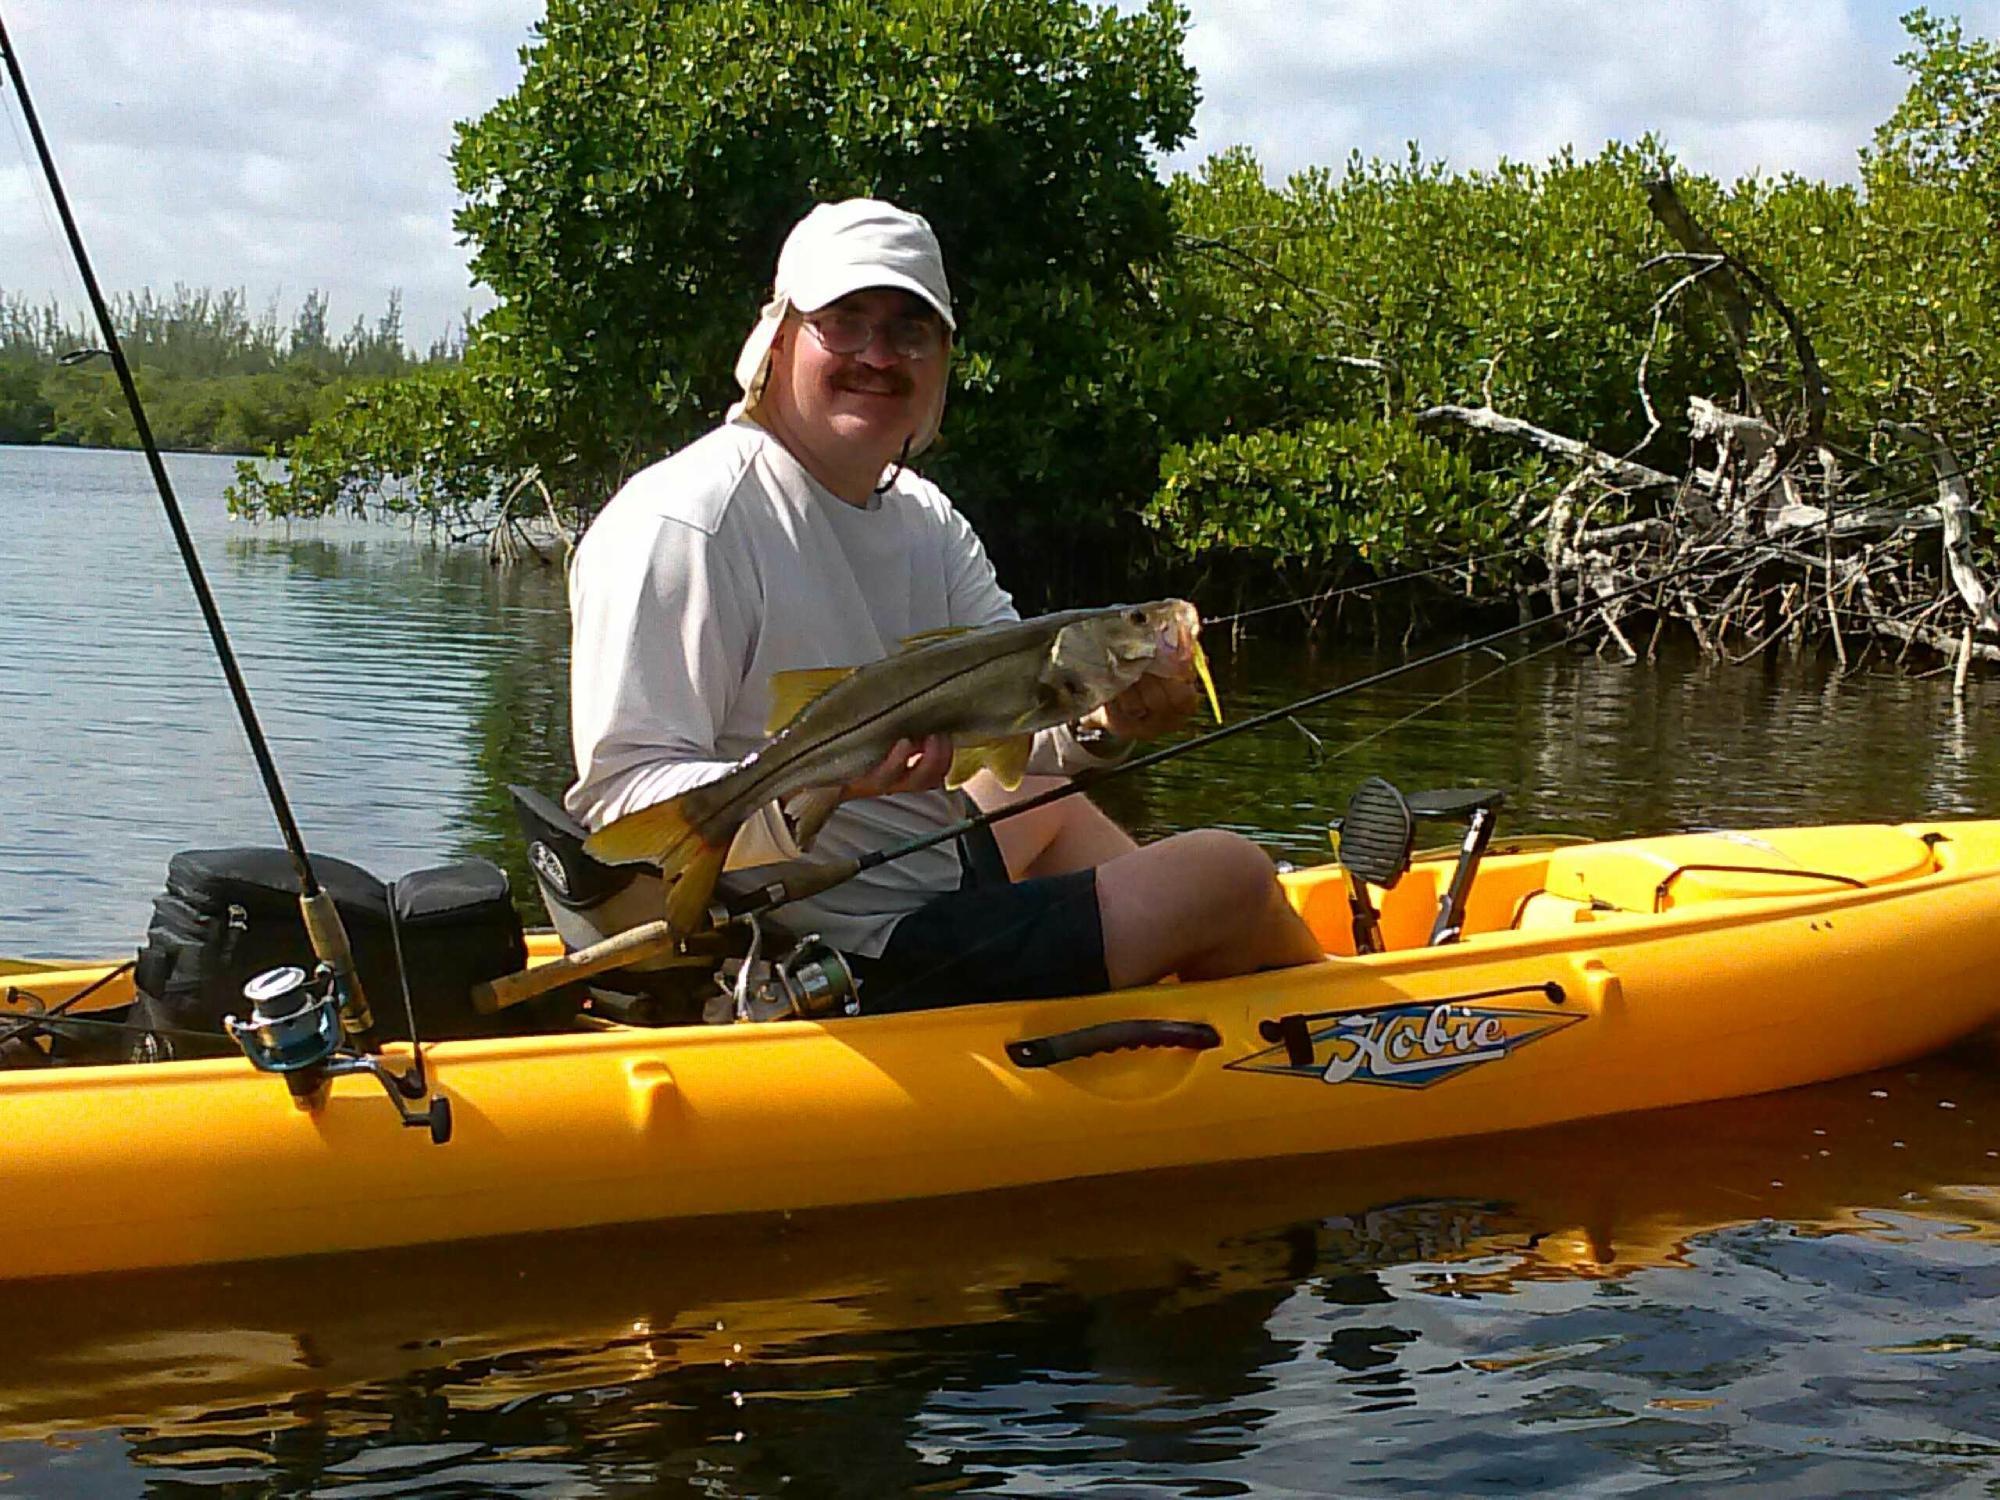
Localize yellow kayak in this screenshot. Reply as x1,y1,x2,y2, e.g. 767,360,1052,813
5,816,2000,1281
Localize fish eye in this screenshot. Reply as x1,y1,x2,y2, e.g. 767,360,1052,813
1126,608,1146,625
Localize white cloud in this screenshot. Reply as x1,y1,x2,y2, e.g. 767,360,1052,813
0,0,1990,346
1,0,539,344
1167,0,1920,183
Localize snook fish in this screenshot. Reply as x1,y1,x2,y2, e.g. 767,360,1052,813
585,600,1220,932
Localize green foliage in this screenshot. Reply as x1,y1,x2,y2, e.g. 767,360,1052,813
1707,171,2000,444
1154,417,1543,574
230,365,510,529
245,0,1197,591
0,358,53,444
1138,142,1727,578
1867,8,2000,203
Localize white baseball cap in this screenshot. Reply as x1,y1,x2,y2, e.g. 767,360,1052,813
730,198,956,433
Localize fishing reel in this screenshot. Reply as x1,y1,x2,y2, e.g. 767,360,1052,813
225,965,453,1144
708,918,861,1024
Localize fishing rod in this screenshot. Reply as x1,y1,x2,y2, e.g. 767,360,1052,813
0,16,376,1043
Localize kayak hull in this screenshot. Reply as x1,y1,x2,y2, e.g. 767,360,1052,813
6,818,2000,1281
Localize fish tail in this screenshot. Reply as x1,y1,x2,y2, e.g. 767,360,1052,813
584,788,743,935
664,844,728,936
583,793,714,872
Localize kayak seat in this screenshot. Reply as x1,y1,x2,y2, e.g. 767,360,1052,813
509,786,641,913
509,787,707,1023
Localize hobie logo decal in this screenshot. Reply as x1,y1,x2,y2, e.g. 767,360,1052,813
1231,983,1581,1088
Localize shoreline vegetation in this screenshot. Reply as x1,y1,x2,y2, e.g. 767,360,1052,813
7,4,1998,667
0,286,462,458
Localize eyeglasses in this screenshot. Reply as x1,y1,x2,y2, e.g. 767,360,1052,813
801,309,946,361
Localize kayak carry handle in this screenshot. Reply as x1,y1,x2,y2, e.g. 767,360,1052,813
1006,1019,1220,1069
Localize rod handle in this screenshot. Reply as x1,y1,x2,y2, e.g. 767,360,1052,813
299,889,374,1038
472,921,681,1014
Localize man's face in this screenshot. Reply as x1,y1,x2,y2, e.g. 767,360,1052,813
763,287,950,467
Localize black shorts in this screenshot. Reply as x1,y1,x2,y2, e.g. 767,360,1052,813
848,868,1109,1014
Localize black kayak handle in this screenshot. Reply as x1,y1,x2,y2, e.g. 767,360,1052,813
1006,1019,1221,1069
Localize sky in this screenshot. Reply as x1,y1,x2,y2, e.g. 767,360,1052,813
3,0,1996,349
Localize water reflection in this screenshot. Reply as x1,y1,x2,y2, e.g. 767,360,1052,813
0,446,574,955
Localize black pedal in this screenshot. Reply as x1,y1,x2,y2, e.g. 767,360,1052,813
1335,777,1417,890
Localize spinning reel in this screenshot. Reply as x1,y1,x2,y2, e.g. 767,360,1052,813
226,964,453,1144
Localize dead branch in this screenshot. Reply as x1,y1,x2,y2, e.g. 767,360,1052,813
1644,176,1831,446
1880,424,2000,636
1862,613,2000,664
1413,404,1679,491
1644,176,1758,408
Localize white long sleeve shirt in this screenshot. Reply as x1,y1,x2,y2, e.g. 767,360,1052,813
566,417,1112,957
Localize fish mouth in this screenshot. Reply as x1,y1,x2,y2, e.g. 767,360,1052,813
1150,600,1201,668
1151,601,1222,722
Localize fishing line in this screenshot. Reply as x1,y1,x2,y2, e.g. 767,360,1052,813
0,960,134,1051
0,17,376,1038
0,60,92,334
1207,540,1550,628
1270,627,1587,776
844,547,1770,890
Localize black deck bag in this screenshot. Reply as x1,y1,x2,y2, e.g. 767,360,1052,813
129,847,569,1059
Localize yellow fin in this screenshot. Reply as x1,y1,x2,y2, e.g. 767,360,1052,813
665,845,727,936
945,733,1034,791
766,666,858,733
785,785,845,851
584,796,711,873
895,625,974,652
1192,639,1222,722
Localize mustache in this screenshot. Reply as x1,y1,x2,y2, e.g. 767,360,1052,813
834,372,914,397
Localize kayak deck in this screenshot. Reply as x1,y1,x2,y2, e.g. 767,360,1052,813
5,817,2000,1280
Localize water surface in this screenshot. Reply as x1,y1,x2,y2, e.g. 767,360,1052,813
1,445,1996,1496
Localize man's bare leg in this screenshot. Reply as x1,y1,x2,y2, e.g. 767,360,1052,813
965,772,1323,984
964,772,1135,878
1095,830,1325,985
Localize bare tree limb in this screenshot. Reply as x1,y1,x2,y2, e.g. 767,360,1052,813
1414,404,1679,490
1880,424,2000,635
1644,176,1758,409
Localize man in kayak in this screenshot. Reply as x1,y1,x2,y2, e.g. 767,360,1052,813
566,198,1323,1011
